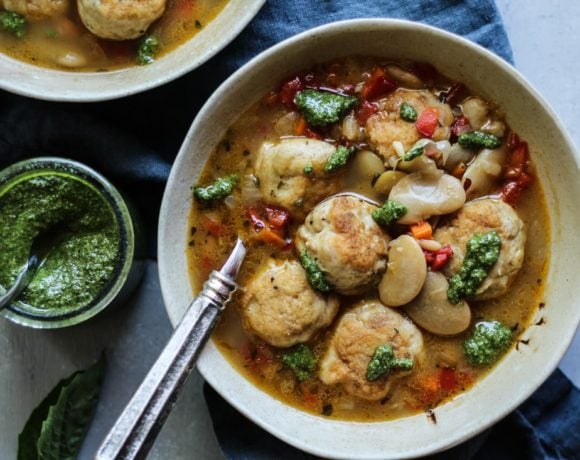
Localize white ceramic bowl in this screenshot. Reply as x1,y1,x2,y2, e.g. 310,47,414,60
0,0,265,101
158,19,580,459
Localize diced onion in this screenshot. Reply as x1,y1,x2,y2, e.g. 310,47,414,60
224,195,237,210
241,174,262,203
392,141,406,158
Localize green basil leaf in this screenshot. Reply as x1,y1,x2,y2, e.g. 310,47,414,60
18,373,78,460
18,356,106,460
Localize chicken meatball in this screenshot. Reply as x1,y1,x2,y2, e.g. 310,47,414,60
77,0,166,40
433,198,526,300
2,0,69,19
240,258,339,348
254,138,341,218
295,195,389,295
319,301,424,401
366,89,453,163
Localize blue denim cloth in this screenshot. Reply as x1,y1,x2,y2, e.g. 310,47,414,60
0,0,579,459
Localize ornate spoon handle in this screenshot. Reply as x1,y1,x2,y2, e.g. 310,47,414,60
96,239,246,460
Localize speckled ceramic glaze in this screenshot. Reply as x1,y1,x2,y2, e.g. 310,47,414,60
0,0,265,101
158,20,580,459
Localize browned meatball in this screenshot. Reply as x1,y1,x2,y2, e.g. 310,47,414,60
433,198,526,300
319,301,424,401
295,195,389,295
254,138,342,218
3,0,69,19
366,89,453,162
240,258,339,348
77,0,166,40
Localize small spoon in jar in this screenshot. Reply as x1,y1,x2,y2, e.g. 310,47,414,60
96,237,247,460
0,226,64,310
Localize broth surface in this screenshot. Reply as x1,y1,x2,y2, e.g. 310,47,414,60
187,57,550,421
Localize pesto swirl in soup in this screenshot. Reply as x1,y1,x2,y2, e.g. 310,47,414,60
0,0,229,71
188,57,550,421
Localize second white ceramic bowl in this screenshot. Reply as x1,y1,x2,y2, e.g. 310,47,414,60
159,19,580,459
0,0,265,101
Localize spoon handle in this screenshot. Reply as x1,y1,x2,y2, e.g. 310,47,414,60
95,269,239,460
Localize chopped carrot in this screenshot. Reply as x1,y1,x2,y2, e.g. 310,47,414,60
416,373,441,406
451,162,467,179
174,0,195,15
199,212,226,237
410,221,432,240
55,16,82,38
258,228,287,247
300,385,319,410
294,116,308,136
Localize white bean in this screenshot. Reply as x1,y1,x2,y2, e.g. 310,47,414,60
345,150,385,197
373,170,407,197
404,271,472,336
379,235,427,307
386,65,424,89
461,97,489,129
389,171,466,224
56,51,87,68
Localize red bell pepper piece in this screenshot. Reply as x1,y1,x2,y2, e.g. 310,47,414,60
424,245,453,271
442,82,467,106
247,206,291,248
439,367,457,392
450,115,470,142
356,100,379,124
361,67,397,101
500,133,534,205
416,107,440,138
279,76,304,109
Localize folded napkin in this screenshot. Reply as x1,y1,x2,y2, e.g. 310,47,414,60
0,0,578,459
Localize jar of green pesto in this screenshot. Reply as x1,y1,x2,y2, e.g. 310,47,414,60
0,158,144,328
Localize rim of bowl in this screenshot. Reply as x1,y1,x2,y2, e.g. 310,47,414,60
158,18,580,459
0,157,136,329
0,0,265,102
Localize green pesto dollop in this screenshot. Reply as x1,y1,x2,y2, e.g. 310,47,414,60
399,102,418,122
324,145,356,173
457,131,502,150
464,320,512,366
295,90,358,127
137,35,161,65
282,344,317,382
447,230,501,304
193,174,238,202
402,145,424,162
0,173,120,312
0,11,26,38
371,200,407,227
366,344,413,382
299,250,332,292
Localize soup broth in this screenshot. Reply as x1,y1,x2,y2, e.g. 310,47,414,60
0,0,228,71
187,57,549,421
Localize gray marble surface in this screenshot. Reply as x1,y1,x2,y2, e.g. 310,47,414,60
1,2,579,459
496,0,580,385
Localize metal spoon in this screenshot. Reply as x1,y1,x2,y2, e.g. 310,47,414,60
96,238,247,460
0,227,63,309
